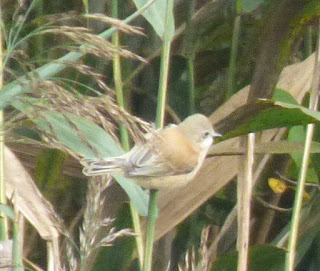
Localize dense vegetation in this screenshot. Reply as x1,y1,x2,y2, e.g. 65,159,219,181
1,0,320,270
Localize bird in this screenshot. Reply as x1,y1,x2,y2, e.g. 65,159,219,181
81,114,221,190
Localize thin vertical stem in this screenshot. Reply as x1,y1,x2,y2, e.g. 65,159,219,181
33,0,44,60
155,0,174,128
185,0,196,114
234,2,251,270
304,26,313,59
0,3,8,241
144,0,174,270
187,59,195,114
237,133,254,271
111,0,144,268
285,23,320,271
112,0,130,149
12,213,23,271
47,241,54,271
143,189,159,271
226,5,242,99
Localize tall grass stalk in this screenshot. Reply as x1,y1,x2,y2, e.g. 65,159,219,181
187,60,195,114
111,0,144,268
12,219,24,271
234,2,253,270
226,1,242,99
0,3,8,241
154,0,174,128
285,24,320,271
143,189,159,271
237,133,254,271
185,0,196,114
47,241,54,271
144,0,174,270
304,26,313,59
12,216,23,271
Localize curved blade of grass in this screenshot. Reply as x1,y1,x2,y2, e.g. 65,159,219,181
133,0,174,40
115,176,149,217
221,100,320,140
5,146,61,240
273,88,299,104
38,112,124,158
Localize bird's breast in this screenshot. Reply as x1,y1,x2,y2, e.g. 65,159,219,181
156,127,200,172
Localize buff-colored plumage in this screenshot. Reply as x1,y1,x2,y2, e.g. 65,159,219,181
81,114,221,189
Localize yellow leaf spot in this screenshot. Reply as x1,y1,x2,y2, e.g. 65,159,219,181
268,178,288,194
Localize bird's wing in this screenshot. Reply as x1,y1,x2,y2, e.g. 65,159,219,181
126,128,199,177
125,144,175,177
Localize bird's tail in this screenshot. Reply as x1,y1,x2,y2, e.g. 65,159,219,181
81,157,125,176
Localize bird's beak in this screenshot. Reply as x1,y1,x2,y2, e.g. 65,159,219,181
212,131,222,138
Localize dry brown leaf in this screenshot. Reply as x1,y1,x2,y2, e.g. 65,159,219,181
5,146,63,269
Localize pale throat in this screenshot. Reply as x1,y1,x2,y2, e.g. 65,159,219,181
200,137,213,150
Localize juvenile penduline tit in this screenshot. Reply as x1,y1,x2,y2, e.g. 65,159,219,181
81,114,221,190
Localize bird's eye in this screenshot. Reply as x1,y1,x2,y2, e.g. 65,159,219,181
203,131,211,138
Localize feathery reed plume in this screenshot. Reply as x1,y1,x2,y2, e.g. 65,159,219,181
79,176,135,267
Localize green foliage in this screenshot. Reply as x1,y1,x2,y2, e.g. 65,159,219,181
82,0,89,14
35,149,67,189
273,88,299,104
37,111,124,158
0,204,15,220
212,245,286,271
223,101,320,140
132,0,175,40
299,1,320,22
114,176,149,217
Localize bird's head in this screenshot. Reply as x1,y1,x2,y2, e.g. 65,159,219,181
179,114,221,150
